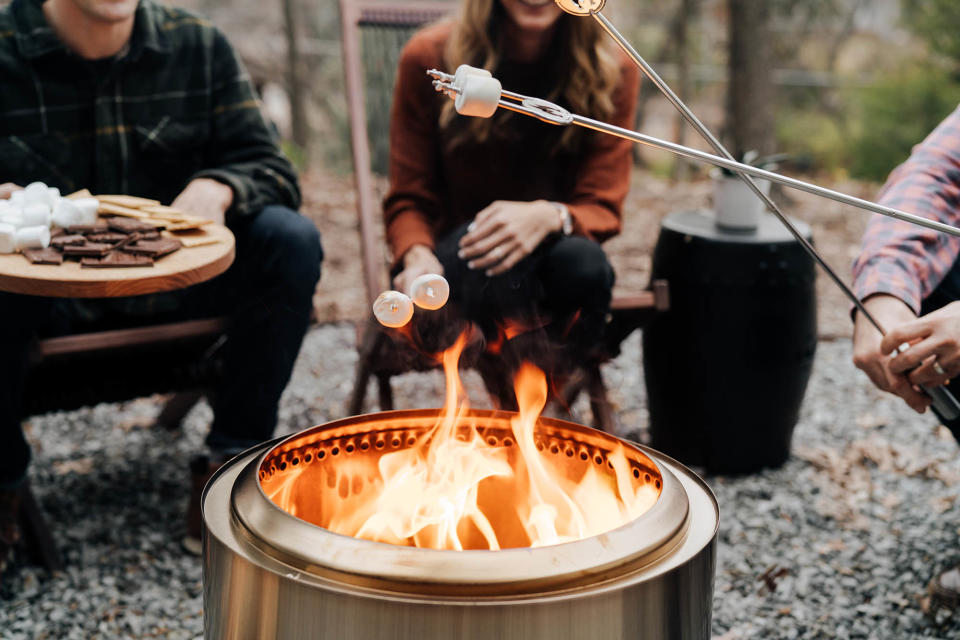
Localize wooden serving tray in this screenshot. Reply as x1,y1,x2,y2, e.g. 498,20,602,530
0,224,235,298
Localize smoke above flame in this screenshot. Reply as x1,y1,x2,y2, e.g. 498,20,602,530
264,330,659,550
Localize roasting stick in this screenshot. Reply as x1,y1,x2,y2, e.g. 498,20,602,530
552,0,960,418
428,63,960,418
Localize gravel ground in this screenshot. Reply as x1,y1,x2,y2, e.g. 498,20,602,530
2,324,960,639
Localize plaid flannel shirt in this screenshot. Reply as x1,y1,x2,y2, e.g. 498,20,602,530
852,105,960,313
0,0,300,220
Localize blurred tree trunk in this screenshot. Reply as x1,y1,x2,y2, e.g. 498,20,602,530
283,0,309,151
671,0,698,180
725,0,775,157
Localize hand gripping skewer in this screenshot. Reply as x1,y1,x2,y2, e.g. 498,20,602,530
429,48,960,418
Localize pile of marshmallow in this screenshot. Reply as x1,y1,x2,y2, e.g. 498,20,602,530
0,181,100,254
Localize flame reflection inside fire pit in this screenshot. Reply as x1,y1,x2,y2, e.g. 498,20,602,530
261,331,661,550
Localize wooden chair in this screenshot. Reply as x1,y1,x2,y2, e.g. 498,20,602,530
340,0,668,431
15,317,228,570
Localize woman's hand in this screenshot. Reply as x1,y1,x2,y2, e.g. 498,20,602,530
0,183,22,199
458,200,562,276
394,244,444,294
852,294,931,413
171,178,233,225
882,300,960,390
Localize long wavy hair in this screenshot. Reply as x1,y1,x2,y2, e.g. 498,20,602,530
440,0,622,150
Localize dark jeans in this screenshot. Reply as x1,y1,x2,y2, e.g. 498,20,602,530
0,205,322,486
922,259,960,439
428,222,614,368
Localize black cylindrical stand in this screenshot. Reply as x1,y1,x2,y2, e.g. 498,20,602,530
642,211,817,474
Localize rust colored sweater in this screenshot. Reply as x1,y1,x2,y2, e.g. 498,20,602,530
383,21,640,266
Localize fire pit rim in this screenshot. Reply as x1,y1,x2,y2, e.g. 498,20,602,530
229,409,692,591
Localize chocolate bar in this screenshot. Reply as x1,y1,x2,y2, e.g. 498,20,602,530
80,252,155,268
62,242,114,257
65,222,109,235
105,216,163,234
85,232,128,244
50,234,87,248
22,247,64,265
123,238,182,258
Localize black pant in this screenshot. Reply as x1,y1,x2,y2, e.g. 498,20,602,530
0,205,322,486
427,223,614,371
922,259,960,440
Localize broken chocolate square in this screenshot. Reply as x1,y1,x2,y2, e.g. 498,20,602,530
50,234,87,248
85,232,128,244
123,238,182,259
65,222,109,235
80,252,155,268
105,217,162,234
62,242,114,257
22,247,64,265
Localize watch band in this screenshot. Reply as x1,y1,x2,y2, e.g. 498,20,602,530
550,201,573,236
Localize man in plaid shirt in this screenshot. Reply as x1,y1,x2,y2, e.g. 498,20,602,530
0,0,323,565
852,105,960,608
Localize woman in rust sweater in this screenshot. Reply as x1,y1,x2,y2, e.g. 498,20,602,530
384,0,639,366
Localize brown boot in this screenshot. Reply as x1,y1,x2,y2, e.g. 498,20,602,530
927,565,960,617
182,455,222,556
0,486,22,574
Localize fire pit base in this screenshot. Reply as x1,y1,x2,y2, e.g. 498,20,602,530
202,412,718,639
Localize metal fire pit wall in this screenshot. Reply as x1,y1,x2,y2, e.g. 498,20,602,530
202,410,719,639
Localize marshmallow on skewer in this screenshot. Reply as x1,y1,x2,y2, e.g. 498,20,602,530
409,273,450,310
454,75,502,118
0,223,15,253
453,64,491,87
15,225,50,251
373,291,414,328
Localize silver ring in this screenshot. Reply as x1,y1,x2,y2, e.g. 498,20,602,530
933,361,947,376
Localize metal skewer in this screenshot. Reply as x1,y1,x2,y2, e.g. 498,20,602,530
549,0,960,418
429,62,960,418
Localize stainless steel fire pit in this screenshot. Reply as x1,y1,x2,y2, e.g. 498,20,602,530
202,409,718,639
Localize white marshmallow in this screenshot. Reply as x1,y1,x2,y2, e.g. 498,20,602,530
453,64,492,88
0,223,15,253
455,75,502,119
71,197,100,224
47,187,60,203
15,225,50,251
373,291,414,328
409,274,449,310
9,190,26,206
21,202,51,227
0,207,24,228
23,181,51,206
53,198,89,228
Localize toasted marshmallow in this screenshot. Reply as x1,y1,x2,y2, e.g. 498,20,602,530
373,291,415,328
409,274,449,310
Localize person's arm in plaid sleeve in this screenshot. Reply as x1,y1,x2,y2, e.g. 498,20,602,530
182,28,301,222
852,105,960,412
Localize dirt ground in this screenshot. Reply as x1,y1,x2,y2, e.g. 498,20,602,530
302,165,873,340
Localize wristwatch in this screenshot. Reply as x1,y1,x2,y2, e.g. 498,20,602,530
550,201,573,236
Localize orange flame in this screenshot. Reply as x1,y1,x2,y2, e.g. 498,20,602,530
264,330,659,550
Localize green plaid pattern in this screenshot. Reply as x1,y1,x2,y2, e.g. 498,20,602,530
0,0,300,218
